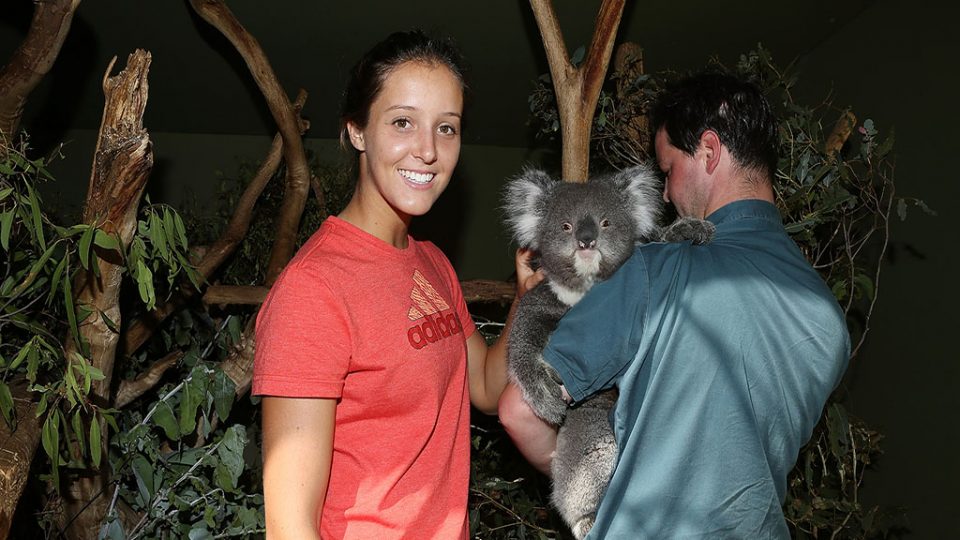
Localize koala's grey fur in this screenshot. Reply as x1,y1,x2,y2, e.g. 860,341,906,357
502,164,714,539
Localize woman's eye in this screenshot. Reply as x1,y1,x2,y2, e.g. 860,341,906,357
438,124,458,136
393,118,411,129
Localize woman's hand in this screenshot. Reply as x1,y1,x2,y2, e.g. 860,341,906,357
514,247,545,299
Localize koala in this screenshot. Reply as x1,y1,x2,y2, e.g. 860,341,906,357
502,164,714,539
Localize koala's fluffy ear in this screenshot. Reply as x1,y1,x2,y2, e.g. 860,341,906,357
612,163,665,241
502,167,556,249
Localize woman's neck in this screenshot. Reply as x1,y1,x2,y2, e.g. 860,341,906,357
337,189,411,249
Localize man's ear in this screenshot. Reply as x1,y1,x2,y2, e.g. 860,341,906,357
346,122,366,152
699,129,722,174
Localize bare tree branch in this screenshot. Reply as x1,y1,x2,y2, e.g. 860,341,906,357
528,0,625,181
0,0,82,145
203,285,269,306
187,0,315,285
114,351,183,409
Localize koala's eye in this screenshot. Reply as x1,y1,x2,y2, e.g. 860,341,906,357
562,222,573,232
600,219,610,228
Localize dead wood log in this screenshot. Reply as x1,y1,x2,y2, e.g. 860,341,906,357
60,49,154,540
200,279,516,310
529,0,625,181
203,284,269,306
114,351,183,409
0,384,43,540
188,0,315,286
0,0,81,146
826,111,857,158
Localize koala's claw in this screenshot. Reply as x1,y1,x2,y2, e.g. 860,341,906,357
511,359,568,426
661,216,716,245
528,385,567,426
571,515,595,540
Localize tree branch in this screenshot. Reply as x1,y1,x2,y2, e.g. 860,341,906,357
0,0,82,145
114,351,183,409
187,0,315,285
528,0,626,181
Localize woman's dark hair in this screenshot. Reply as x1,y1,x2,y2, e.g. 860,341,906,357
339,29,468,149
650,70,779,181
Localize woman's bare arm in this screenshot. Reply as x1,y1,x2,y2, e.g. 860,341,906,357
262,396,337,539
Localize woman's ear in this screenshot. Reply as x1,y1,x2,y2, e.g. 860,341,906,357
699,129,722,174
346,122,365,152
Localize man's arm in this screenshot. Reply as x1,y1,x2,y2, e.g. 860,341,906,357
498,382,558,475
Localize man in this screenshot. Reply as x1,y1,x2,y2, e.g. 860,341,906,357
498,70,850,538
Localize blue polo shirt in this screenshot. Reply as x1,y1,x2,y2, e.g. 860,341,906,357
544,200,850,539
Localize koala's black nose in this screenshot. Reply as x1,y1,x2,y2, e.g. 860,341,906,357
576,216,598,249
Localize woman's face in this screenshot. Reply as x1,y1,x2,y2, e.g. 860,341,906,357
347,61,463,221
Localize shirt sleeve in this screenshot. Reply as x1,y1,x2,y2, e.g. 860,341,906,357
543,250,649,402
252,262,352,398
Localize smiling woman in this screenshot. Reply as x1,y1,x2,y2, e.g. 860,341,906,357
343,60,463,237
250,29,541,539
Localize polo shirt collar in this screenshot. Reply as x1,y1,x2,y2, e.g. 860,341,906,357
705,199,782,228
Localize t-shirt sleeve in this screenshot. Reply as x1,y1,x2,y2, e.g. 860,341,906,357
543,251,649,402
252,263,351,398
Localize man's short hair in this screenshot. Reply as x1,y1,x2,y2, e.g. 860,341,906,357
650,70,779,180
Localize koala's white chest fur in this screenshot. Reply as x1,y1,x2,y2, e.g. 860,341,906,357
573,248,601,280
549,280,587,306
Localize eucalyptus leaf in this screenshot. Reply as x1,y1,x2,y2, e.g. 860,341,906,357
25,182,45,250
0,209,14,251
212,369,237,421
78,223,95,269
93,229,120,252
0,382,13,425
152,399,181,440
90,414,102,467
71,409,86,459
131,454,156,506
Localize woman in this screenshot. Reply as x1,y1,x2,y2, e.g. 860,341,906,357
252,30,539,539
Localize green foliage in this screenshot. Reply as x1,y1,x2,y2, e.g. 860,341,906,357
525,45,925,537
0,139,254,538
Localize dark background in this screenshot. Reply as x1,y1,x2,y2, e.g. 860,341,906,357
1,1,955,536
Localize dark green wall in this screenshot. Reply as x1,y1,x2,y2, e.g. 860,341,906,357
796,1,959,536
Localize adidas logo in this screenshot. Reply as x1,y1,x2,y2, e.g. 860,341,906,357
406,270,463,350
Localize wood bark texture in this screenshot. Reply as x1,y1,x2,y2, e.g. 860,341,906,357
0,385,43,540
60,49,154,540
528,0,625,181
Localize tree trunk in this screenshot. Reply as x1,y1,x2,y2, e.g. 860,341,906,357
528,0,625,181
0,384,43,540
60,49,154,540
0,0,82,146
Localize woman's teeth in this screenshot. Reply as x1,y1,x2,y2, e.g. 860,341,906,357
399,169,435,185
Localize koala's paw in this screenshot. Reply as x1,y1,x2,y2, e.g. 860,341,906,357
661,216,716,245
513,357,568,425
571,514,595,540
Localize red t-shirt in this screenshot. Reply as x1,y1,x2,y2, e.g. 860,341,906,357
253,216,475,539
